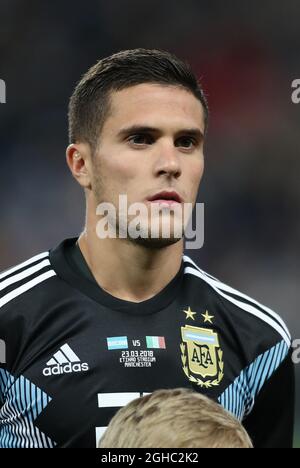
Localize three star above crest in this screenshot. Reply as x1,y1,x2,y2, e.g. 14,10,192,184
201,310,214,324
183,307,197,321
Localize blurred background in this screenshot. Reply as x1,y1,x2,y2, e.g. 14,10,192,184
0,0,299,447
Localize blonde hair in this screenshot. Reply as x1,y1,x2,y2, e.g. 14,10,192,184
99,388,253,448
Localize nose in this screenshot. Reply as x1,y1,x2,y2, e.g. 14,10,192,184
154,140,182,179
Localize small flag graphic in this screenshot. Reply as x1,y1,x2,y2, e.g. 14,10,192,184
107,336,128,350
146,336,166,349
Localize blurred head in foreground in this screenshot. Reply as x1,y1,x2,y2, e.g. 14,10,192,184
99,388,253,448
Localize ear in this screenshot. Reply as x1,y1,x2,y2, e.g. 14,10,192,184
66,143,92,189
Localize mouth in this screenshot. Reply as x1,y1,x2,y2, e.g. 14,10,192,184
147,190,183,205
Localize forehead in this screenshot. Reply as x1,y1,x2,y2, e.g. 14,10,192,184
104,83,205,134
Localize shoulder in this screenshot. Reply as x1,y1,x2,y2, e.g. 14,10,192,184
0,251,56,312
0,251,58,374
183,255,291,348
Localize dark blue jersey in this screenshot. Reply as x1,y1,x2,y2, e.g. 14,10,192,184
0,238,295,448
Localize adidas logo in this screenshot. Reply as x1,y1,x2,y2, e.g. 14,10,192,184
43,343,89,377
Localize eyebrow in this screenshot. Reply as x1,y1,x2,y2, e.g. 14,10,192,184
117,125,204,140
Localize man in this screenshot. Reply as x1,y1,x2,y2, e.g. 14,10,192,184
99,388,253,448
0,49,294,448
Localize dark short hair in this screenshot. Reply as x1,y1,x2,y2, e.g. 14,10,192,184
68,48,208,154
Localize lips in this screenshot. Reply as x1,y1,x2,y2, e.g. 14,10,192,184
147,191,183,203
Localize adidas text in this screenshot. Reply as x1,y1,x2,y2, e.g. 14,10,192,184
43,362,89,376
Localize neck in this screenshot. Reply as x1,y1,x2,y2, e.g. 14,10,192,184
78,219,183,303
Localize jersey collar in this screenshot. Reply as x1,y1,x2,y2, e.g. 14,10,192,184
49,238,184,315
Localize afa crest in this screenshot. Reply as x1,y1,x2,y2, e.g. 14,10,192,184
181,325,224,388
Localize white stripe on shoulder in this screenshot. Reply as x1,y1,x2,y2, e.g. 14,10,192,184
0,259,51,292
0,270,56,309
184,256,290,339
183,255,219,281
0,252,49,280
183,256,291,346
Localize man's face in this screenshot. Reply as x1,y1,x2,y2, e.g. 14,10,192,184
91,83,205,248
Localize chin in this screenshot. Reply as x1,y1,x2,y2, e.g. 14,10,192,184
130,235,183,250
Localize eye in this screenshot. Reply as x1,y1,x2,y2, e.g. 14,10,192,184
175,136,197,149
128,134,154,145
